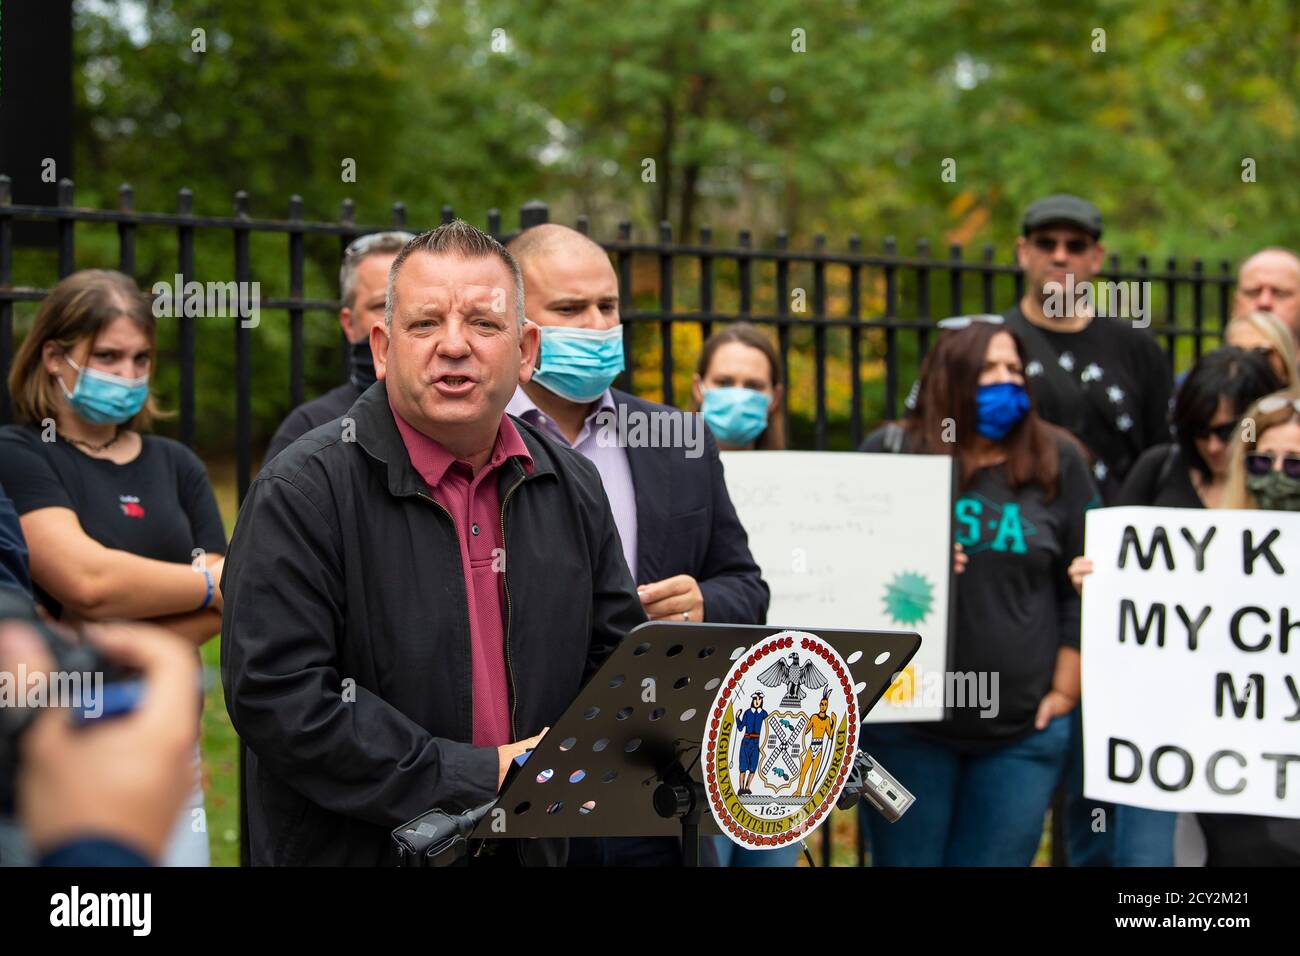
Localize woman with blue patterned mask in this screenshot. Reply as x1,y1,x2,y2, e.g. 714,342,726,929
857,319,1099,867
692,324,785,451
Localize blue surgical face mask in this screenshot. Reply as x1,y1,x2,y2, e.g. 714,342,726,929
531,325,624,403
59,355,151,425
701,387,771,447
975,382,1030,440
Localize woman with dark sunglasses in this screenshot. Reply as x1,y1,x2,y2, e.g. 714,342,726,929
1067,346,1281,866
1127,348,1281,511
1195,389,1300,865
1223,391,1300,509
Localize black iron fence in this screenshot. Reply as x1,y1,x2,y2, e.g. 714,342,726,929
1,176,1239,505
0,176,1245,866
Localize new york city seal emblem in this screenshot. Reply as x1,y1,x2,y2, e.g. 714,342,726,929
704,630,859,850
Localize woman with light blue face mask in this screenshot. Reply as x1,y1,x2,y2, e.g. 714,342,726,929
692,324,786,452
0,269,230,867
694,325,797,869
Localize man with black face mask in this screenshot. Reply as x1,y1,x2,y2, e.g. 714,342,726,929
265,231,414,464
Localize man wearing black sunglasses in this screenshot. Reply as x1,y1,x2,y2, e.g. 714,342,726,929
1005,194,1173,502
1004,194,1174,871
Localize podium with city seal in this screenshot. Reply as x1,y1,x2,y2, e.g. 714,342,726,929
467,620,921,864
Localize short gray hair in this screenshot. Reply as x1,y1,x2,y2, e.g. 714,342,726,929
339,231,414,310
385,220,526,330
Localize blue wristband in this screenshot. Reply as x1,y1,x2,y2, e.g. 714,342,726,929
197,565,215,611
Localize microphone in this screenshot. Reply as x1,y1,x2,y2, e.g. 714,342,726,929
836,749,915,822
392,799,497,867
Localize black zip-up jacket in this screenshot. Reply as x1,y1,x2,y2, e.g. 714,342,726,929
220,382,647,866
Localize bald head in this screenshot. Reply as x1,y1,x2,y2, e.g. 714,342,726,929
507,223,607,269
1235,247,1300,342
506,224,620,332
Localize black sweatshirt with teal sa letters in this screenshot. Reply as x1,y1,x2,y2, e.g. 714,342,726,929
862,429,1100,749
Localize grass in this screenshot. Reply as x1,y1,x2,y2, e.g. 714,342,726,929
200,456,244,867
200,636,241,867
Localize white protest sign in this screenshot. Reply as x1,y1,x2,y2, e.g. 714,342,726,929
720,450,952,721
1082,506,1300,818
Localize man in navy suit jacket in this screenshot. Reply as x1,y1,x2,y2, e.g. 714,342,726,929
506,224,769,865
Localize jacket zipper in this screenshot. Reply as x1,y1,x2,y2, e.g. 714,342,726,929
416,491,469,735
499,475,525,740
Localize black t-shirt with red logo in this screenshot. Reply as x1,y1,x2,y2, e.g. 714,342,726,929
0,424,227,618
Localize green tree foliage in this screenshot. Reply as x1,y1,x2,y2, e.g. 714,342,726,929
62,0,549,450
12,0,1295,452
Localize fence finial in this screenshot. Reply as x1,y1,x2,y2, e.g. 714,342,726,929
519,200,548,230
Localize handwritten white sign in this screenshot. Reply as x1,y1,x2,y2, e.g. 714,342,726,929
720,451,953,721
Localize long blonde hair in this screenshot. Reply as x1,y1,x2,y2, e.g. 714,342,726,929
1225,310,1300,390
1222,387,1300,509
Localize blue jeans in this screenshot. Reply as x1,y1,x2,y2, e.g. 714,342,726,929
1063,708,1175,866
857,715,1071,866
1111,806,1177,866
709,836,802,867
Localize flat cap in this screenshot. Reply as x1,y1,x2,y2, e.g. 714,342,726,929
1021,194,1103,239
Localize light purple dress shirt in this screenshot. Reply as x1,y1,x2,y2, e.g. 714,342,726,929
507,386,639,581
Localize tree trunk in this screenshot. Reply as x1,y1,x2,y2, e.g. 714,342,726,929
656,95,676,228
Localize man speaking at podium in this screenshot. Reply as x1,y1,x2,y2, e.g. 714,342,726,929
220,222,647,866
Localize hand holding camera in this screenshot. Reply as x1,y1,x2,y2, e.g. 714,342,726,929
0,605,199,861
